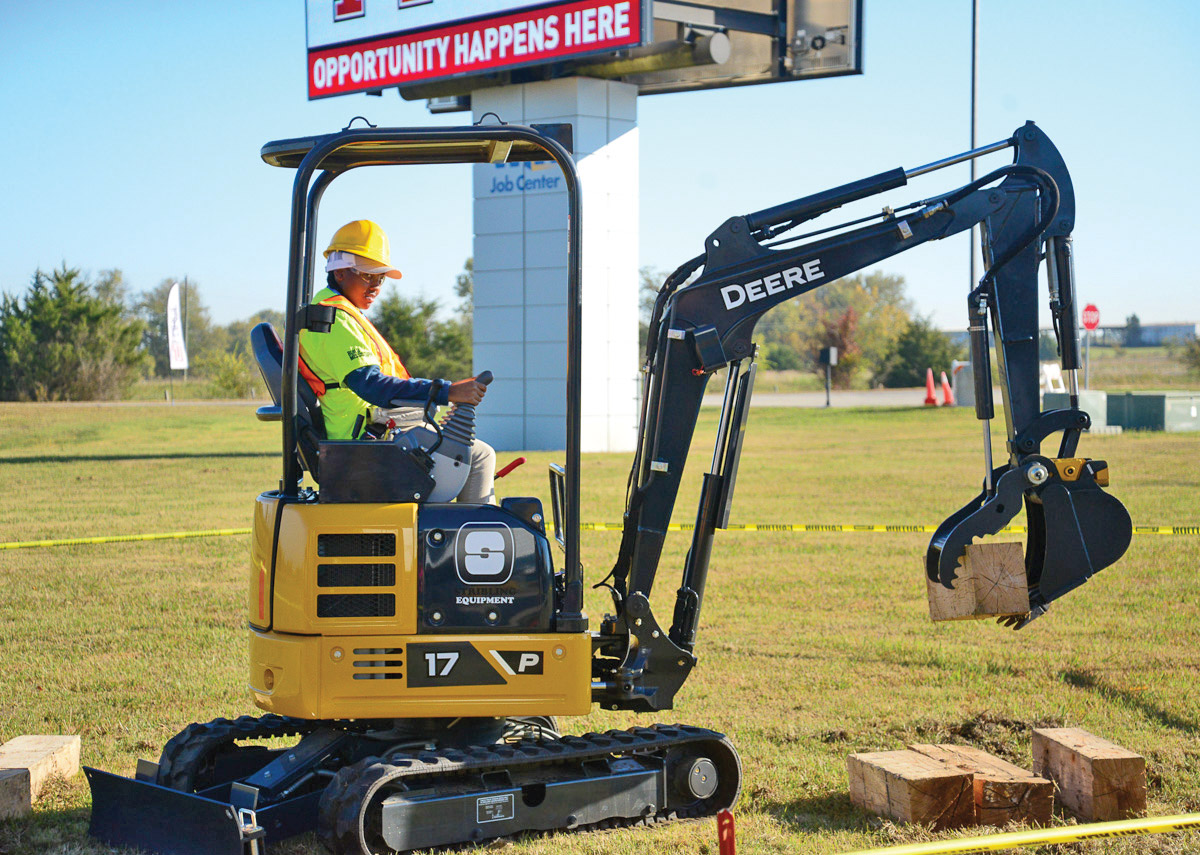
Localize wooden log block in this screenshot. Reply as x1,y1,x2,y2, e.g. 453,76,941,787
847,750,975,830
1032,727,1146,821
0,768,32,820
927,541,1030,621
0,735,81,802
909,743,1053,826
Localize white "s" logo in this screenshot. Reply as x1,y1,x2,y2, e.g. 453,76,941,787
463,531,507,577
455,523,515,585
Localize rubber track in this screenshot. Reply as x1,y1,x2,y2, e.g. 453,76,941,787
319,723,741,855
156,713,323,792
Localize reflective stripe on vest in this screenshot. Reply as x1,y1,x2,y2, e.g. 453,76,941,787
298,355,334,396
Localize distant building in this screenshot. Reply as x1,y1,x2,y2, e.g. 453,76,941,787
1090,322,1198,346
948,322,1197,348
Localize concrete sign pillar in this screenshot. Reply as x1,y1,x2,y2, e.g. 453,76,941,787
471,77,639,452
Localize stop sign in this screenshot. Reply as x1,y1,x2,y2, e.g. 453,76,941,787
1081,303,1101,330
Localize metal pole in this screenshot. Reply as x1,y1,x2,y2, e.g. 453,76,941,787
181,274,188,381
1085,329,1091,389
969,0,991,490
969,0,979,287
825,364,832,407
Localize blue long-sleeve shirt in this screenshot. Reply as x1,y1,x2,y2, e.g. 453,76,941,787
343,365,451,408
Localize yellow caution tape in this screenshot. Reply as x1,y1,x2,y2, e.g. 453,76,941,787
1,524,1195,551
0,528,252,550
579,523,1200,535
840,812,1200,855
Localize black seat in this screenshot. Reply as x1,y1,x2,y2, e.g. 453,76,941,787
251,322,325,482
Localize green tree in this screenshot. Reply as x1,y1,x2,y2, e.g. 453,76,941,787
638,266,666,353
218,308,287,359
371,289,472,380
756,271,912,385
134,278,219,376
0,265,148,401
761,342,803,371
875,315,966,388
454,257,474,325
94,268,131,307
1124,313,1143,348
197,351,259,398
818,308,862,389
1180,338,1200,376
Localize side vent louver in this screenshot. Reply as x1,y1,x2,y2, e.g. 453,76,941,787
317,563,396,587
352,647,403,680
317,533,396,557
316,593,395,618
315,533,398,622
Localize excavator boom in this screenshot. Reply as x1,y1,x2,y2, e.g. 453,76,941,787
594,122,1131,711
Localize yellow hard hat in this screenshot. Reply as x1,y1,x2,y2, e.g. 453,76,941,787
324,220,402,278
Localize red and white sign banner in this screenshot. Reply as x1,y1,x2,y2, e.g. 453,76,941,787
307,0,643,99
1081,303,1101,331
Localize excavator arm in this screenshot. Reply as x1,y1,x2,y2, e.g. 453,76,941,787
592,122,1132,712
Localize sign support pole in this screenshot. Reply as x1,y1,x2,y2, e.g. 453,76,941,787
471,77,639,452
1085,329,1090,389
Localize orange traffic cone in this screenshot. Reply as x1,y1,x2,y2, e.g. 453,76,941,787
924,367,938,406
940,371,954,406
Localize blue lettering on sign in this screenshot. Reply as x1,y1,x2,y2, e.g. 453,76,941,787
488,161,560,195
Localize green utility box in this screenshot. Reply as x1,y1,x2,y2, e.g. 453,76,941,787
1043,391,1108,431
1106,392,1200,432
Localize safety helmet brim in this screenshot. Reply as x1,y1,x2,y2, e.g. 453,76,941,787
326,250,402,279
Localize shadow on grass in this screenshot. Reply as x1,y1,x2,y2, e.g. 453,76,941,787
0,451,275,465
0,805,93,855
758,790,868,834
1061,669,1200,735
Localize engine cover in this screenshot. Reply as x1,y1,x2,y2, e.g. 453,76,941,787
417,504,555,633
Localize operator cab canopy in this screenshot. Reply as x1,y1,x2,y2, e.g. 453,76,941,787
260,123,573,170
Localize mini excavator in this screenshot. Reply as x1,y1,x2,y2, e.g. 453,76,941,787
85,120,1131,855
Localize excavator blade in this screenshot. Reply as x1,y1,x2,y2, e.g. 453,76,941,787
85,765,317,855
1024,461,1132,608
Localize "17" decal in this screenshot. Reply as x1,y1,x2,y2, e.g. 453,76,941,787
424,651,459,677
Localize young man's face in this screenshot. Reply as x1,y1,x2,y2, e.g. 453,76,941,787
334,268,385,310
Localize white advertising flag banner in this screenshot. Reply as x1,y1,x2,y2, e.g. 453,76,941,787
167,282,188,371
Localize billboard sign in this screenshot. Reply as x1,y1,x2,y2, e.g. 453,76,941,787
306,0,648,99
635,0,862,96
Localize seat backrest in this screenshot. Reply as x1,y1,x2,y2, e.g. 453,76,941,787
251,322,325,480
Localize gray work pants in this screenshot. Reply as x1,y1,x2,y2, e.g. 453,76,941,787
385,406,496,505
459,439,496,505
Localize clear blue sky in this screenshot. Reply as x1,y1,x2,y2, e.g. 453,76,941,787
3,1,1198,331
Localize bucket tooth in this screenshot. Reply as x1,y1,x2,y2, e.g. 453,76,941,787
927,465,1024,587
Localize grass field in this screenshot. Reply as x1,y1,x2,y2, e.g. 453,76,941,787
0,400,1197,855
1085,346,1197,392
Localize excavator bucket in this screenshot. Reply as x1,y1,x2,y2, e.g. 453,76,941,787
1023,459,1132,606
926,456,1132,625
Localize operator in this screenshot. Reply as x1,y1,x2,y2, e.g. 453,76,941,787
299,220,496,504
